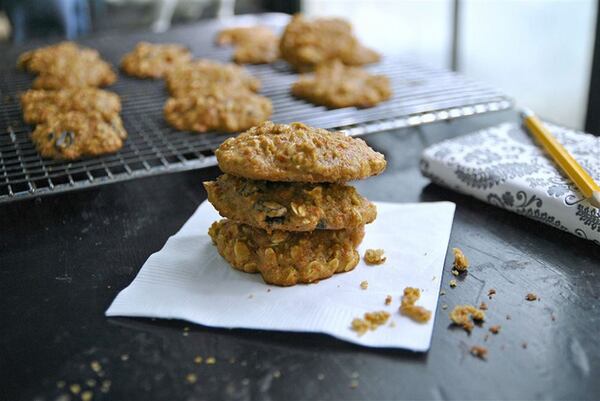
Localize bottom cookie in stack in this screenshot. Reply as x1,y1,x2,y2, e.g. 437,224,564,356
208,219,364,286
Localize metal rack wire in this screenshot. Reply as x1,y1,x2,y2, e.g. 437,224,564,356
0,15,511,203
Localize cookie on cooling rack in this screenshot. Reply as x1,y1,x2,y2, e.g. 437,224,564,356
20,88,121,124
215,121,386,182
31,111,127,160
208,219,364,286
121,42,192,79
165,60,261,97
216,26,279,64
163,89,272,133
204,174,376,232
292,60,391,108
279,14,380,72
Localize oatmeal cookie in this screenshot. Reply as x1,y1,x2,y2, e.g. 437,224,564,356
121,42,192,78
292,60,391,108
217,26,279,64
31,111,127,160
208,219,364,286
17,41,98,73
204,174,376,232
165,60,261,97
215,121,386,182
164,90,272,133
20,88,121,124
279,14,380,71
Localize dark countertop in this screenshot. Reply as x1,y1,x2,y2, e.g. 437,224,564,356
2,109,599,401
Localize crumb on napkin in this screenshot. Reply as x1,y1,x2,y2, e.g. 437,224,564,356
350,311,390,336
399,287,432,323
364,248,386,265
470,345,487,360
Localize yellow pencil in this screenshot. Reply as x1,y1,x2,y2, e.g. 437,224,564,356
521,109,600,208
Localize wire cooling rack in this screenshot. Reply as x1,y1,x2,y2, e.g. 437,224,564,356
0,14,511,203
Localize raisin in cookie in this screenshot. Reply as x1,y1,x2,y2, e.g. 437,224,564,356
215,121,386,182
31,111,127,160
208,219,364,286
204,174,376,232
164,90,272,133
217,26,279,64
165,60,261,97
292,60,391,108
21,88,121,124
279,14,380,71
121,42,192,78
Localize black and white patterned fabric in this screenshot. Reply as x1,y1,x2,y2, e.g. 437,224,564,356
420,122,600,245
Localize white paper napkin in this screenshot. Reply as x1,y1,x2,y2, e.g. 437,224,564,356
106,200,456,351
420,122,600,245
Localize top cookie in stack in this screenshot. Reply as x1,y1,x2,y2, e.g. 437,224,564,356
205,121,386,286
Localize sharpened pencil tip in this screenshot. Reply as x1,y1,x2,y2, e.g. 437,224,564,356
520,108,534,119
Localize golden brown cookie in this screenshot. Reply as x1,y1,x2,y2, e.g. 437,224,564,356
31,111,127,160
18,41,116,88
215,121,386,182
165,60,261,97
217,26,279,64
17,41,98,73
121,42,192,78
164,89,272,133
204,174,376,232
20,88,121,124
279,14,380,71
208,219,364,286
292,60,391,108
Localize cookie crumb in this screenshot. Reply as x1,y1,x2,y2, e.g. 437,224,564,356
267,288,271,292
85,379,96,388
350,380,359,389
488,289,496,299
120,354,129,362
360,280,368,290
100,380,111,394
522,342,528,349
399,287,432,323
525,293,537,301
81,390,93,401
364,249,386,265
440,290,446,296
452,247,469,272
194,356,203,364
385,295,392,305
506,314,511,320
69,384,81,395
90,361,102,373
470,345,487,360
489,325,501,334
449,279,457,288
449,305,485,333
451,269,459,276
206,357,216,365
273,370,281,378
350,311,390,336
479,302,488,310
185,373,197,384
442,304,448,310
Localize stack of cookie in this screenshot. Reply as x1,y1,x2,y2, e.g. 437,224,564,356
18,42,127,160
204,121,386,286
162,59,272,133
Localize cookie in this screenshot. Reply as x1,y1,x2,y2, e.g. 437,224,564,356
279,14,380,71
204,174,376,232
217,26,279,64
292,60,391,108
121,42,192,78
208,219,364,286
164,89,272,133
20,88,121,124
17,41,98,73
31,111,127,160
165,60,261,97
215,121,386,182
18,41,116,88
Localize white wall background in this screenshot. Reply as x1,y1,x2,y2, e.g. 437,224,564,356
304,0,597,130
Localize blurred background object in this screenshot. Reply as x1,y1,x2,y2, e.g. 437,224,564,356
0,0,597,132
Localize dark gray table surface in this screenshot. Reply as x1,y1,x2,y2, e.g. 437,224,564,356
2,108,599,401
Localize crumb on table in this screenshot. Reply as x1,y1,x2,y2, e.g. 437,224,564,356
452,247,469,272
489,325,501,334
385,295,392,305
449,305,485,333
360,280,368,290
364,248,386,265
488,288,496,299
449,279,457,288
525,293,538,301
479,302,488,310
470,345,488,360
399,287,432,323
